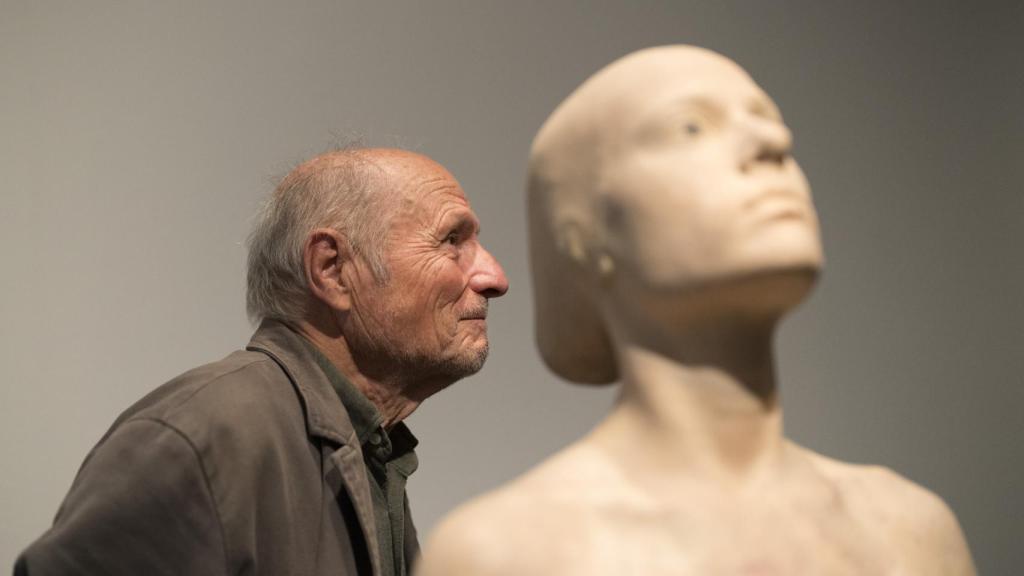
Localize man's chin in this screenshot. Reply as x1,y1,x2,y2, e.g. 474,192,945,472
442,341,489,379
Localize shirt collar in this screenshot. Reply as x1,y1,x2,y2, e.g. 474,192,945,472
245,319,357,446
302,338,385,445
298,336,419,468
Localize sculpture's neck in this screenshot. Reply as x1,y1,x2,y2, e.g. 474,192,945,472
592,314,786,487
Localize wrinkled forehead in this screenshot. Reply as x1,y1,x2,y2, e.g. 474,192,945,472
362,150,461,201
370,155,473,234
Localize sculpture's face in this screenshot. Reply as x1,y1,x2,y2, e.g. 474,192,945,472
597,51,823,291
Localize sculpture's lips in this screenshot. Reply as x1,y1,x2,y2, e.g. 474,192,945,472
746,188,810,219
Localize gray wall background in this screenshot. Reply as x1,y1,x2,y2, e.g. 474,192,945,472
2,1,1021,573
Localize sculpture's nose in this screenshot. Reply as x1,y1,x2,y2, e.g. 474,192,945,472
740,117,793,172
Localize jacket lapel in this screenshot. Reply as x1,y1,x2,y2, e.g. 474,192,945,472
246,320,383,576
325,445,384,576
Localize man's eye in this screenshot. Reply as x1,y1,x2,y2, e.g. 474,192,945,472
444,231,460,245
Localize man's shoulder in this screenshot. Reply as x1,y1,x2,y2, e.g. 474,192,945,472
113,349,306,450
17,350,319,575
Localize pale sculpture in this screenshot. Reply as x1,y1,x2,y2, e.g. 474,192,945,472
417,46,976,575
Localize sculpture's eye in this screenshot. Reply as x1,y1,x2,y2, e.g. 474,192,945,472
683,120,703,136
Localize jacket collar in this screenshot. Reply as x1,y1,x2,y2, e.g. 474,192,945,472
245,319,359,447
246,319,385,576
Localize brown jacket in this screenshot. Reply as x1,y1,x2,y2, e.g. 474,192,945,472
15,320,415,575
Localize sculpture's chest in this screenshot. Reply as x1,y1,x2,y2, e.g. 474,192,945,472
549,497,912,576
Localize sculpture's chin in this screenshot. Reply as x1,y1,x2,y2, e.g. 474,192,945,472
609,262,822,328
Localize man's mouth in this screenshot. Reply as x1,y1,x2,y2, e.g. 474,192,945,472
460,303,489,321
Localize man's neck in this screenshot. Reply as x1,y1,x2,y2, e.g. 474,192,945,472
293,320,420,429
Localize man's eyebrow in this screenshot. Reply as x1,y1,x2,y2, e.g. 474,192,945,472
438,210,480,234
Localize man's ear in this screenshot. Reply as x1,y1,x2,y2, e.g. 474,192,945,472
303,228,353,312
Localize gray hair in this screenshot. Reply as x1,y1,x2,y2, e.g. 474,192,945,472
246,150,392,324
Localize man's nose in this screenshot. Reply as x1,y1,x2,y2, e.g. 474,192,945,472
469,244,509,298
740,118,793,172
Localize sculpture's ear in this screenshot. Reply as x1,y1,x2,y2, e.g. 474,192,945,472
528,153,618,385
555,220,589,267
555,219,615,281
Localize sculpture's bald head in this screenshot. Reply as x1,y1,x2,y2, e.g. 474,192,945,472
528,46,822,384
533,46,743,163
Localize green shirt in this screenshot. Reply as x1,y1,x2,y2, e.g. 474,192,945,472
305,342,419,576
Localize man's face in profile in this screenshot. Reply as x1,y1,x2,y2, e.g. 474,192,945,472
343,154,508,383
596,52,824,292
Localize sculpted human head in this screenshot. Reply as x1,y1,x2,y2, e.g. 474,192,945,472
528,46,823,383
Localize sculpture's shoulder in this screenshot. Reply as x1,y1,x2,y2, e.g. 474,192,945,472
801,448,976,575
804,449,958,527
415,487,540,576
417,442,624,576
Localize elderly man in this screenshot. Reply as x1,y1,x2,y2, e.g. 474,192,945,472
15,148,508,576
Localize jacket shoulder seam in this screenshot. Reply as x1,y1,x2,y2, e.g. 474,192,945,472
124,417,232,575
163,354,279,415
